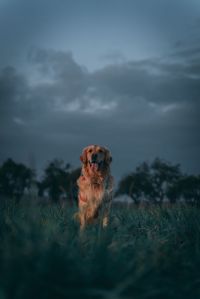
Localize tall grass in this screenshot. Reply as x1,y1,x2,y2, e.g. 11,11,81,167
0,199,200,299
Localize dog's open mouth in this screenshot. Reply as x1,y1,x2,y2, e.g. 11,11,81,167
89,161,102,171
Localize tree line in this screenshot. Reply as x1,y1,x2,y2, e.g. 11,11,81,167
0,158,80,204
116,158,200,205
0,157,200,205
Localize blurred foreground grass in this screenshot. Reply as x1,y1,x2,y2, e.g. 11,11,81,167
0,199,200,299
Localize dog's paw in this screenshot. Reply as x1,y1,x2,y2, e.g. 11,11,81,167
102,216,109,228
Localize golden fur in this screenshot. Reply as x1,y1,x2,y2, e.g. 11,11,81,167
76,145,114,230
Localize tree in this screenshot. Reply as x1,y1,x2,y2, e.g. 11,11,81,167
167,175,200,205
39,159,81,203
116,158,183,204
151,158,182,203
116,162,155,204
38,159,69,202
0,158,34,200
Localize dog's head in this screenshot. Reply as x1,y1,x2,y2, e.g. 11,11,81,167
80,145,112,171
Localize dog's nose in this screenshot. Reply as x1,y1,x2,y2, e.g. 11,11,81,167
91,153,97,161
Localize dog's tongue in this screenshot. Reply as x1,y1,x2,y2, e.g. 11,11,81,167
91,162,98,171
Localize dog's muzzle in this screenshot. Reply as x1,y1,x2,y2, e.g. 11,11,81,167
89,160,103,171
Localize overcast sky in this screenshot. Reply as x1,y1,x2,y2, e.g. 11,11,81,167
0,0,200,180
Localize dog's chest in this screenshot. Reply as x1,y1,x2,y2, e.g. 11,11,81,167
78,175,108,202
89,181,105,200
81,176,107,201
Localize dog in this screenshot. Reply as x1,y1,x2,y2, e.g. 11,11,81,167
76,145,114,230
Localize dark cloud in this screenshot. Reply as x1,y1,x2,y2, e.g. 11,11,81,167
1,0,200,72
0,47,200,179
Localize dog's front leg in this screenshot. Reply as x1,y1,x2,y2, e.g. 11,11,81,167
102,192,112,228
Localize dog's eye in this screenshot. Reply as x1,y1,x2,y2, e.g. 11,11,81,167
99,149,103,153
88,149,92,153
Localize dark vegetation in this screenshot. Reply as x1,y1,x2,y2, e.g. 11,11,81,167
116,158,200,205
0,200,200,299
0,158,81,204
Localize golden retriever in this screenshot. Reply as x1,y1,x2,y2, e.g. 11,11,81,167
76,145,114,230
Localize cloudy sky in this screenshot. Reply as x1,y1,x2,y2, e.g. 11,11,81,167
0,0,200,180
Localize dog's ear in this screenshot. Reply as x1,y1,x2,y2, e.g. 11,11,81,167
105,148,112,165
80,148,87,164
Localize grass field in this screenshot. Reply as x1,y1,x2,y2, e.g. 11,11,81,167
0,199,200,299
